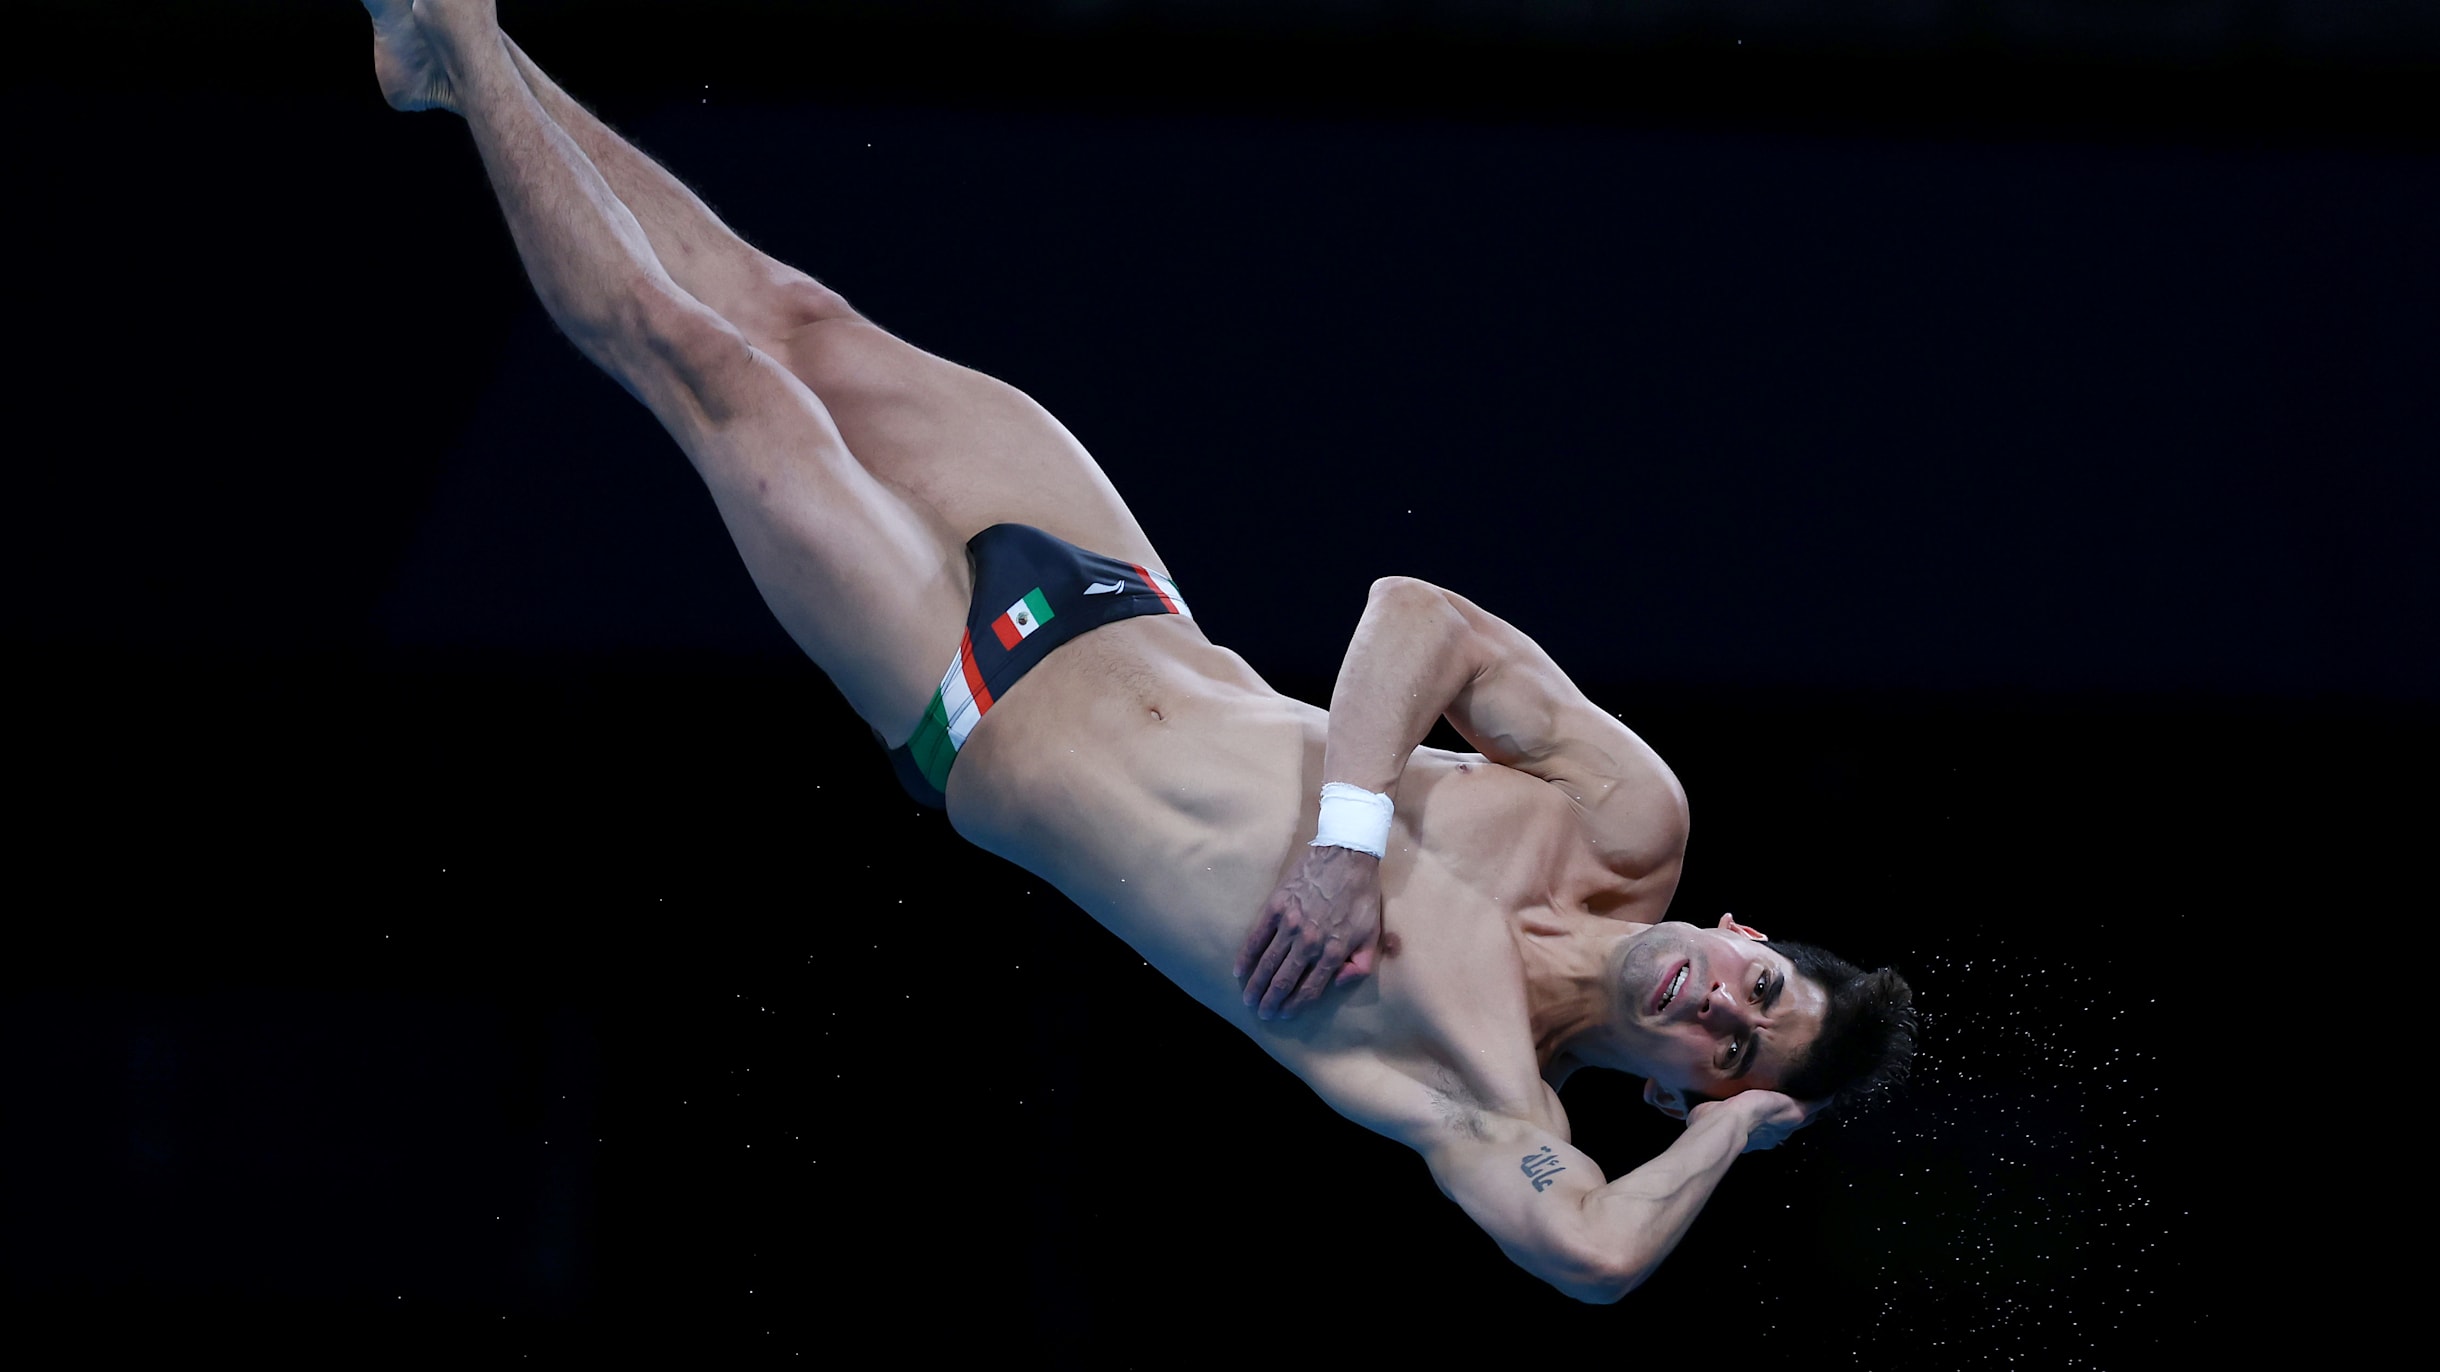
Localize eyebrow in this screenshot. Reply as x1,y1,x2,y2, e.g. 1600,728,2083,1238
1725,972,1787,1083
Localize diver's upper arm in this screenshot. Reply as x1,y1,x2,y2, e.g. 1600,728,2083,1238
1426,583,1690,878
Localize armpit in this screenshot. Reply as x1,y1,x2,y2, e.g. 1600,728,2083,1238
1426,1065,1494,1142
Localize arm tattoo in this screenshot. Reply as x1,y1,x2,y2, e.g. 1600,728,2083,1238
1519,1145,1569,1192
1427,1067,1492,1142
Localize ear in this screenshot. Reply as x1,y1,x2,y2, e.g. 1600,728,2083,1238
1641,1078,1691,1122
1717,911,1768,942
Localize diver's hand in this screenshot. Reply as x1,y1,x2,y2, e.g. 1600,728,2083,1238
1690,1090,1822,1154
1233,844,1382,1020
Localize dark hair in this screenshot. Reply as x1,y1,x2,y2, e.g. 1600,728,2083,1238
1770,940,1917,1119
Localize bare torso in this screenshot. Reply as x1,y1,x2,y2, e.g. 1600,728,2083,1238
944,612,1677,1145
566,301,1704,1147
374,4,1792,1295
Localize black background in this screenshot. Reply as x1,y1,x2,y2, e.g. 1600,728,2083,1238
5,2,2431,1364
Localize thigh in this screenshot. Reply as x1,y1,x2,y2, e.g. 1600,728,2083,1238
773,318,1174,577
624,300,975,747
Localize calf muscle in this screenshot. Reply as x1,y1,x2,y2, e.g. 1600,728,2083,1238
502,34,843,344
444,22,687,363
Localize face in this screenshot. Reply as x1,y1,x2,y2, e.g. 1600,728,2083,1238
1613,914,1829,1105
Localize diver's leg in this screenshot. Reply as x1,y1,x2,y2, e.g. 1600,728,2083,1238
502,31,1174,573
497,35,861,346
406,0,969,743
371,1,1173,577
368,0,852,344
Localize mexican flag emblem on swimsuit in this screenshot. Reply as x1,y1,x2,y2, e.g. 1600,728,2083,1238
991,588,1056,649
887,527,1196,806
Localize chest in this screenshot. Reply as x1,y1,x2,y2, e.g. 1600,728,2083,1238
1391,751,1617,920
1280,761,1604,1108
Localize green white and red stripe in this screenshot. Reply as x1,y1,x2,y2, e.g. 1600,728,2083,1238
1135,565,1190,617
903,628,994,794
900,568,1192,796
990,587,1055,649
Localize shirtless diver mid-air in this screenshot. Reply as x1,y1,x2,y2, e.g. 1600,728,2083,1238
364,0,1916,1303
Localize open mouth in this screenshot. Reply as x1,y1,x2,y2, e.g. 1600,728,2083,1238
1654,960,1689,1015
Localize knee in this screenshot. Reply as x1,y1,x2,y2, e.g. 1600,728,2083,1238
758,269,859,339
773,314,912,401
622,288,758,423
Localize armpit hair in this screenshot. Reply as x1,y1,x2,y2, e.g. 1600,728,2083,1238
1426,1065,1493,1141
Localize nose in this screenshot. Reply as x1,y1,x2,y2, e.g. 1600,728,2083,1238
1698,982,1754,1033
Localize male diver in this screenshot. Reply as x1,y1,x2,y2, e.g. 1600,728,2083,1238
366,0,1914,1302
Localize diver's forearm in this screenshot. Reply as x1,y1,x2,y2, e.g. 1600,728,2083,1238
1320,577,1482,799
1581,1101,1753,1294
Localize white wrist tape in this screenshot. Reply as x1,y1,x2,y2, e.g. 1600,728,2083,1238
1309,782,1394,858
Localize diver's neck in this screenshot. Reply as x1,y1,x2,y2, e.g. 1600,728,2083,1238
1518,911,1647,1073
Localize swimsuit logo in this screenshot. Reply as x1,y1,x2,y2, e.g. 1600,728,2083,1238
1083,580,1125,595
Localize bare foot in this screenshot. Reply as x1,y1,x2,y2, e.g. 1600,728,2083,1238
364,0,458,113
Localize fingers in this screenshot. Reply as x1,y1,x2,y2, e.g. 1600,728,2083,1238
1281,938,1349,1017
1240,926,1297,1014
1257,936,1327,1019
1737,1093,1818,1152
1240,895,1320,1018
1234,907,1281,982
1751,1120,1804,1153
1238,886,1380,1019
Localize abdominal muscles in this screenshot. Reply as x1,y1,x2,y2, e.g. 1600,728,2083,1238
942,616,1324,1016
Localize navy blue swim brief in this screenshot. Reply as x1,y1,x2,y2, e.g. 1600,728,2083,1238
883,522,1192,809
